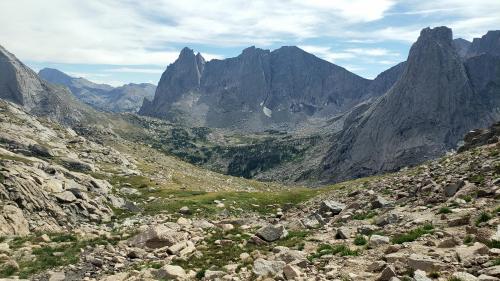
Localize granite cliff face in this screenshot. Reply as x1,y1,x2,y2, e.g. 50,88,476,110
0,46,93,125
467,30,500,57
139,46,391,130
39,68,155,113
317,27,500,183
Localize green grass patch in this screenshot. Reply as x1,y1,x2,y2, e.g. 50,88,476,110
438,207,452,214
354,235,367,246
463,235,475,245
475,212,492,226
469,174,485,185
352,211,377,220
493,258,500,266
2,234,121,278
460,195,473,203
308,244,359,261
391,224,434,244
138,188,322,218
487,240,500,249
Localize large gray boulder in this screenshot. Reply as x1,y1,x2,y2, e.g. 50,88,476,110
256,224,288,242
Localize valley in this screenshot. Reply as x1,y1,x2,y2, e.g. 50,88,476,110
0,23,499,281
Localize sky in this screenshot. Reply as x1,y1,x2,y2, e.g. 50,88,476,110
0,0,499,87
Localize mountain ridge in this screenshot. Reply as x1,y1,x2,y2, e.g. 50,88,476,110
139,45,399,131
39,68,156,113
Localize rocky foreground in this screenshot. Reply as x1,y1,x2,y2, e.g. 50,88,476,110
0,99,499,281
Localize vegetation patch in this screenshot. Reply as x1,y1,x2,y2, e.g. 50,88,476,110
1,233,121,279
352,211,377,220
475,211,492,226
438,207,452,214
354,235,367,246
391,224,434,244
308,244,360,261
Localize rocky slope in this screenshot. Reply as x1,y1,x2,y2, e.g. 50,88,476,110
39,68,155,113
0,46,97,125
1,99,498,280
139,46,400,131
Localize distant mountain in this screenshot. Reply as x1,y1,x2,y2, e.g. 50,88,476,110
316,26,500,183
139,46,400,131
39,68,155,113
0,45,95,125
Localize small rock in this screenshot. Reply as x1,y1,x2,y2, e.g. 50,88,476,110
283,264,301,280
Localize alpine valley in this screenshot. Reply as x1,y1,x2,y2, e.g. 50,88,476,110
0,26,499,281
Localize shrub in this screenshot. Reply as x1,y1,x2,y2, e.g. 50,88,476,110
438,207,452,214
308,244,359,261
391,224,434,244
354,235,367,246
463,235,475,245
475,212,492,226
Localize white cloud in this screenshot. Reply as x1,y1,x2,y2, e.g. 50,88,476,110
345,48,400,57
300,45,401,65
103,68,165,74
0,0,396,65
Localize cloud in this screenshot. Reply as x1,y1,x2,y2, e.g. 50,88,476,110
344,48,400,57
104,67,165,74
300,45,401,65
0,0,497,83
0,0,396,65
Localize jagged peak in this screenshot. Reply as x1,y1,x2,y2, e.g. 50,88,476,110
418,26,453,45
240,46,269,57
0,44,18,61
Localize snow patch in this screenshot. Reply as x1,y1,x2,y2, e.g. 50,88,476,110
263,106,272,117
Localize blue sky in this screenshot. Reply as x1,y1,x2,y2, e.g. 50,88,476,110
1,0,499,86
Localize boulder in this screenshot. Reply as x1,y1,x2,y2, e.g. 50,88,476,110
256,224,288,242
302,214,323,229
319,200,345,215
54,191,78,203
128,225,187,248
444,180,464,197
283,264,301,280
155,265,187,280
452,272,479,281
371,196,391,209
59,157,95,172
369,235,390,247
252,258,286,277
479,266,500,278
377,265,397,281
456,242,489,262
336,227,352,239
408,254,443,272
0,205,29,236
414,269,432,281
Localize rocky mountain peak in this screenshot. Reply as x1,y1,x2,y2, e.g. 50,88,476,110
467,30,500,57
39,68,73,85
418,26,453,45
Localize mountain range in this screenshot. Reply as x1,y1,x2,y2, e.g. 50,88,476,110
39,68,156,113
139,46,403,131
0,26,499,185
